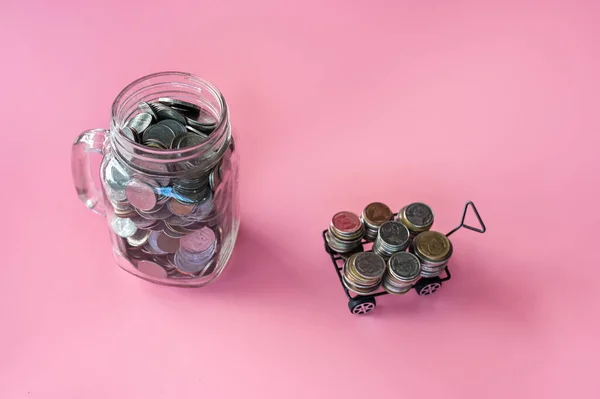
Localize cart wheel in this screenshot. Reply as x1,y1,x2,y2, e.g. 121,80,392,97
348,297,376,315
417,282,442,296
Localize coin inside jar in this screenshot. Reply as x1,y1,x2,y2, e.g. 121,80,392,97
110,216,138,238
136,260,168,279
158,97,201,115
156,232,181,253
126,179,158,211
126,112,153,135
180,227,216,253
142,124,177,148
167,197,196,215
157,119,187,135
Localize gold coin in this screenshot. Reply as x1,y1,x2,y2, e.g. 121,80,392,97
363,202,393,225
415,231,451,261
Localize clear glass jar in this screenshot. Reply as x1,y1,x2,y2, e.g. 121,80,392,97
71,71,239,287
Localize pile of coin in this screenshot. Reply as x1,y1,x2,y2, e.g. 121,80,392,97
342,252,387,295
411,231,453,278
102,97,235,281
372,221,410,258
361,202,393,241
397,202,434,237
382,252,422,294
120,98,218,149
325,211,365,253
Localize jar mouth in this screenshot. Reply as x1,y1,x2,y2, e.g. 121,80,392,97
110,71,228,157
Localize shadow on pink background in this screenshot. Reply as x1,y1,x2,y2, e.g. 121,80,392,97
0,0,598,397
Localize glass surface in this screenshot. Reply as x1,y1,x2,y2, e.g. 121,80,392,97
71,72,240,287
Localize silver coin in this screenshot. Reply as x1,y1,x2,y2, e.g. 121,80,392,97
147,231,169,254
126,179,158,211
172,132,206,149
110,216,138,238
127,229,151,247
180,226,216,253
127,112,153,135
158,119,187,135
120,126,138,143
138,102,158,120
105,158,130,190
185,125,209,138
354,252,386,279
136,260,168,279
186,116,216,134
174,251,208,274
142,124,177,149
158,98,201,114
378,221,410,246
388,252,421,280
149,102,187,125
405,202,434,228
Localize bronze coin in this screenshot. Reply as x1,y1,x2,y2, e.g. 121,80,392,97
167,198,196,216
156,232,181,253
363,202,393,225
415,231,451,261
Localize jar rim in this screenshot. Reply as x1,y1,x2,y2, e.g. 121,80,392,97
110,71,228,156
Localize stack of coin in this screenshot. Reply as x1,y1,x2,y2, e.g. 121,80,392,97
361,202,394,241
411,231,453,277
325,211,365,253
373,221,410,258
382,252,421,294
174,227,218,276
397,202,434,237
342,252,386,295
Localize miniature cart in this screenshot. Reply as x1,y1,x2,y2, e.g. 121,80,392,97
322,201,486,315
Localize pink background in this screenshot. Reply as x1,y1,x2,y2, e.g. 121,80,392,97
1,0,599,397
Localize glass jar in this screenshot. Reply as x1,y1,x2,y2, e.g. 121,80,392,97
71,71,240,287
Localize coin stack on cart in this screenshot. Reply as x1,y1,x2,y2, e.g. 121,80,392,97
411,231,453,278
361,202,394,241
342,252,387,295
325,211,365,253
397,202,434,238
372,221,410,259
103,97,235,280
382,252,422,294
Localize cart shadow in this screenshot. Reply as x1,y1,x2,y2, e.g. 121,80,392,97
374,253,539,328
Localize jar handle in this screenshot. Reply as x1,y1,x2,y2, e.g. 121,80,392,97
71,128,109,216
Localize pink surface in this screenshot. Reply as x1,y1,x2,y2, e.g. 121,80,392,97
1,0,599,397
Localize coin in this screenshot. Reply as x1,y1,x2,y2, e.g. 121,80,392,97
120,126,138,143
158,119,187,135
126,179,158,211
180,227,216,253
354,252,386,279
158,98,201,114
156,232,181,253
364,202,393,225
149,102,188,125
110,216,137,238
186,116,217,134
378,221,410,246
127,229,151,247
415,231,451,261
138,102,158,120
405,203,434,228
104,158,130,191
172,132,206,149
142,124,177,148
167,197,196,215
174,251,208,274
185,125,210,138
388,252,421,280
127,112,153,135
331,211,362,235
136,260,168,278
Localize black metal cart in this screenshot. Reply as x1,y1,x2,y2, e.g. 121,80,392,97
322,201,486,315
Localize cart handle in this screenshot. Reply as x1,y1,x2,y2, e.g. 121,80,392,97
446,201,486,237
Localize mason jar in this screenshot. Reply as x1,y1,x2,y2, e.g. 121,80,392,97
71,71,240,287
